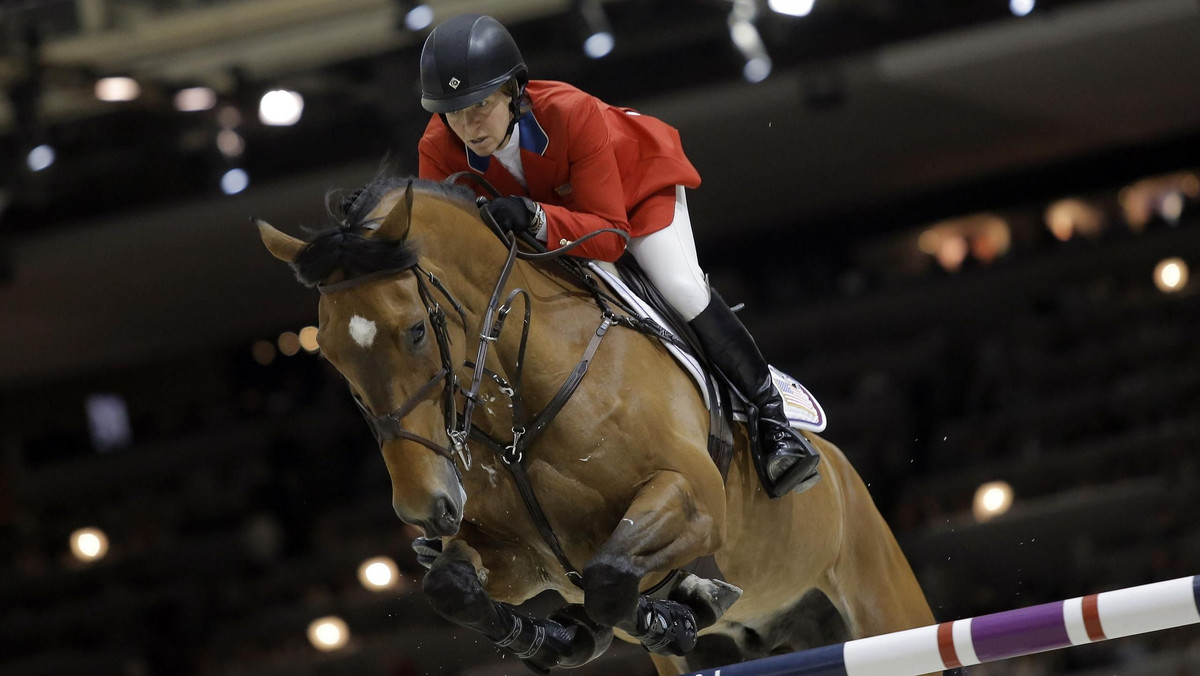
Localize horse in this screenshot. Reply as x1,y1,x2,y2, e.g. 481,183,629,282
255,175,937,675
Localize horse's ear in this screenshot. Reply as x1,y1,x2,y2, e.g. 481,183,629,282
254,218,305,263
377,180,415,241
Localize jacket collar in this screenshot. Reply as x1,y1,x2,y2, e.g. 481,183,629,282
466,110,549,173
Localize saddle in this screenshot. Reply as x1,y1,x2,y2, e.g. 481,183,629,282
594,255,827,480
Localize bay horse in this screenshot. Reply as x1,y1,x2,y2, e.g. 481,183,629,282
255,176,936,675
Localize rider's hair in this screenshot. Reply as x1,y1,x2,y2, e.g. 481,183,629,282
500,78,531,117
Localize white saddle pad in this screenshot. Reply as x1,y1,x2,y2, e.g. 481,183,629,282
588,262,827,433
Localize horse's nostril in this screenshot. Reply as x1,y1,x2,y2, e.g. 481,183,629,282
412,495,461,538
439,495,458,523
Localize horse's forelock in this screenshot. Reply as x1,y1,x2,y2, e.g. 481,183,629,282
291,228,419,288
295,174,480,287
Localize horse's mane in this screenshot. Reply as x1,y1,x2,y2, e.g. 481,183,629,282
291,174,477,287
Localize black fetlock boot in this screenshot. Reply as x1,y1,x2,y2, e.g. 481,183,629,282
491,603,577,674
630,597,698,656
689,292,821,498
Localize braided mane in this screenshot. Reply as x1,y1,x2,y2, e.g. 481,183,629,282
290,175,476,287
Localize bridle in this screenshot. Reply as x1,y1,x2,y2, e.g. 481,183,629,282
319,262,470,468
317,185,636,584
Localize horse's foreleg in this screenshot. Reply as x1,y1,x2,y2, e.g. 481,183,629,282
422,541,612,671
582,471,726,656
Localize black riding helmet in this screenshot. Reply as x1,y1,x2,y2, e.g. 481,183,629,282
420,14,528,114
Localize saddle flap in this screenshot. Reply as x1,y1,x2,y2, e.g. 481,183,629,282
587,260,828,434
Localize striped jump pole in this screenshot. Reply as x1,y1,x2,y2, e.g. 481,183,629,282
689,574,1200,676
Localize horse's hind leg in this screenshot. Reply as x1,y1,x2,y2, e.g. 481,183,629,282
817,456,938,674
582,470,727,655
822,485,934,638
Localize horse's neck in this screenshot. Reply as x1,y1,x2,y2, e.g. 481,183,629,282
411,200,580,324
410,204,509,318
411,206,601,398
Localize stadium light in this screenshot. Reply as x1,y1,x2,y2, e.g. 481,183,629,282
70,527,110,562
578,0,615,59
768,0,816,17
403,3,433,31
729,0,772,83
1154,257,1189,293
298,326,320,353
220,168,249,195
1010,0,1035,17
277,331,301,356
307,616,350,652
26,144,55,172
95,76,140,102
252,340,276,366
973,481,1014,522
174,87,217,112
358,556,401,591
258,89,304,126
216,129,244,158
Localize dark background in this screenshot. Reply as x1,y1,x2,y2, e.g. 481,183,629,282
1,0,1198,674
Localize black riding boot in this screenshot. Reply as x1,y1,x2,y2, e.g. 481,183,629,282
689,292,821,498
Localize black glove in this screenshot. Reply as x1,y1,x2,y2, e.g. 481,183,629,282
412,536,442,569
486,196,543,235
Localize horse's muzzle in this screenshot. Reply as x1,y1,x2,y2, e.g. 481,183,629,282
406,494,462,538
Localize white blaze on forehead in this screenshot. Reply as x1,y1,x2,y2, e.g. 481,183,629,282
348,315,378,348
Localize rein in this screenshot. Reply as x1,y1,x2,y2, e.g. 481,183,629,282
445,170,633,265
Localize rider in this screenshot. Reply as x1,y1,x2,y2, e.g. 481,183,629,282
416,13,818,498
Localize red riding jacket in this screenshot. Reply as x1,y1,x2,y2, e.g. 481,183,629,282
418,80,702,262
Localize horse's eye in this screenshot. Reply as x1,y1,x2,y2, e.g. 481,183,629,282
409,320,426,344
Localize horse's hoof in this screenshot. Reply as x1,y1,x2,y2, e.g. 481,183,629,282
549,604,614,667
421,558,490,625
670,574,743,628
582,556,641,627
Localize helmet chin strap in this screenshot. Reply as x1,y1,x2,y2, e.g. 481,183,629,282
506,81,527,133
505,103,520,134
500,92,524,147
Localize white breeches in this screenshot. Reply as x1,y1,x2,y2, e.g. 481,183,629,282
626,185,712,322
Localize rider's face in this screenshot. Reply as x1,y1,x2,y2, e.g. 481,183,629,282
445,90,513,157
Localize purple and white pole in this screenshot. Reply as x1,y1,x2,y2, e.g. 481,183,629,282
688,575,1200,676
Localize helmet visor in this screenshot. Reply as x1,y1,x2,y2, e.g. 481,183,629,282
421,75,507,114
